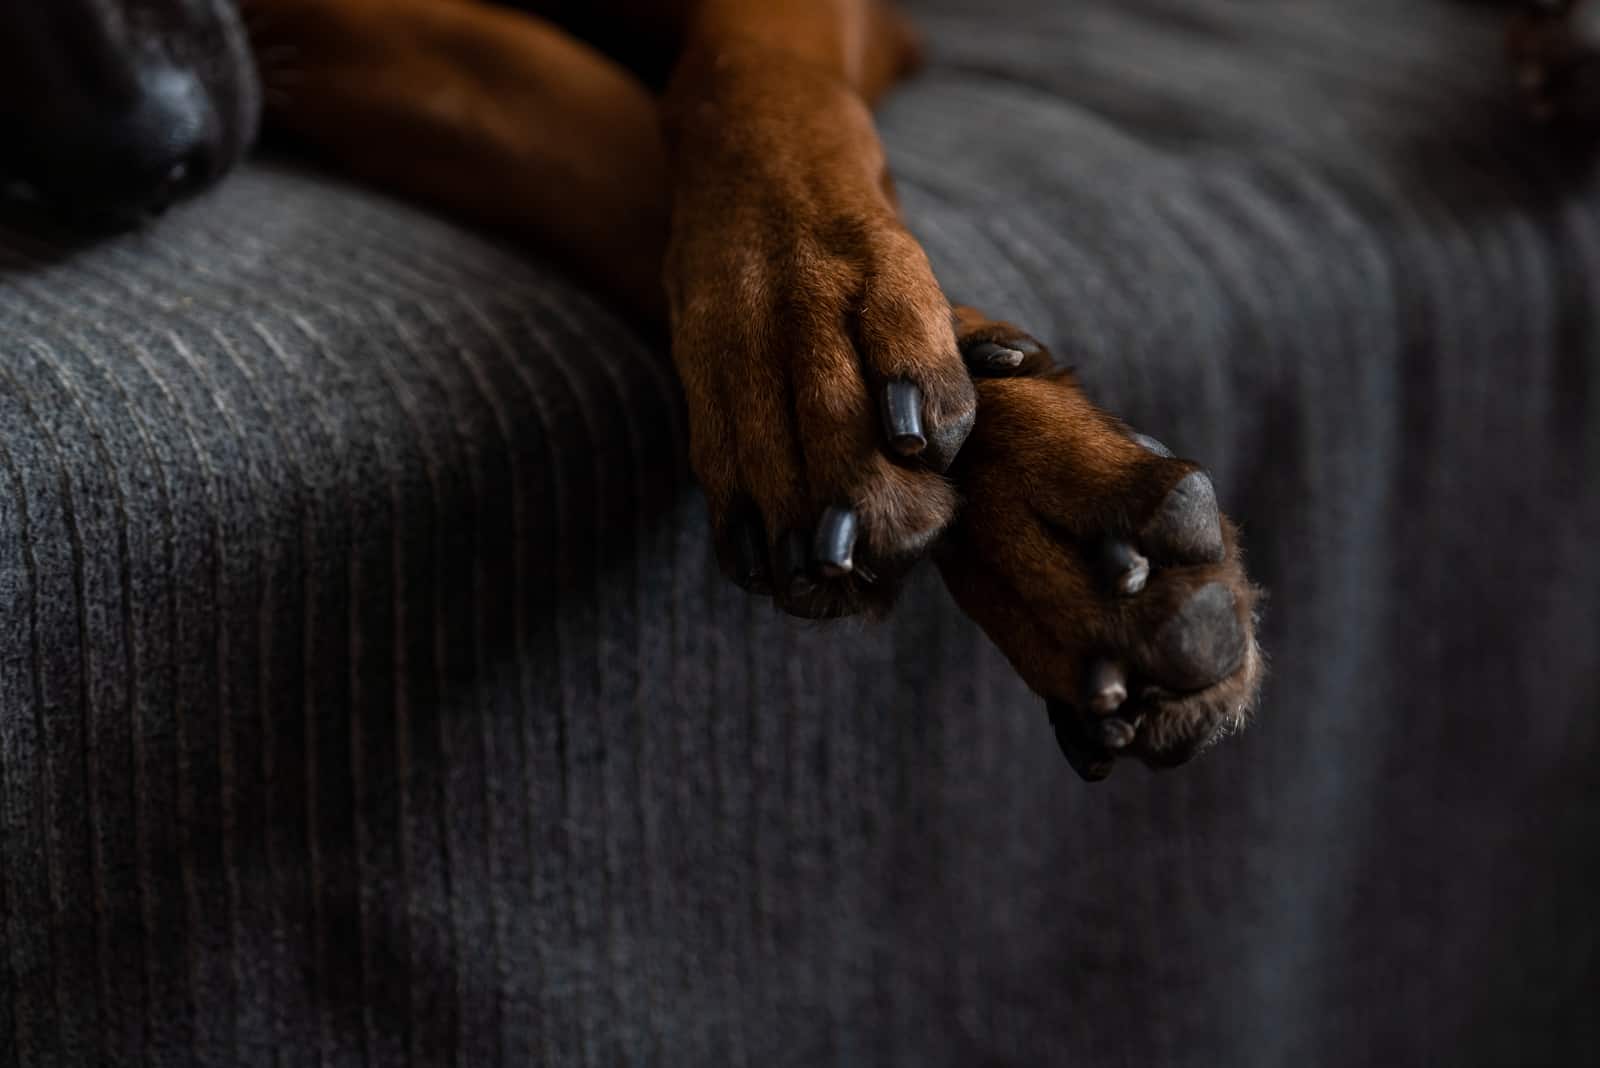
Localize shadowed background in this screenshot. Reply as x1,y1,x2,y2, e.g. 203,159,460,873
1,0,1596,1064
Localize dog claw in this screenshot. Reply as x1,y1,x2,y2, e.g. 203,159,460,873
1083,659,1129,715
726,508,774,591
883,380,927,457
1047,701,1116,782
1100,539,1150,596
1132,433,1175,458
729,514,772,595
777,529,814,599
959,331,1051,377
965,341,1025,371
1144,471,1225,564
1100,717,1138,750
1154,582,1247,691
813,506,858,577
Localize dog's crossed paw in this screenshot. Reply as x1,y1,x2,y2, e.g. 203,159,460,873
938,313,1264,780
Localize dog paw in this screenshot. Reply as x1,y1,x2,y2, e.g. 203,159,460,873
1509,0,1600,128
666,111,974,620
936,316,1264,780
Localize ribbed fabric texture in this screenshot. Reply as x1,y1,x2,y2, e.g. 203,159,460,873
1,0,1597,1064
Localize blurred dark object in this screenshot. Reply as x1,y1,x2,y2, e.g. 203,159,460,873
1509,0,1600,130
1,0,1596,1065
0,0,258,225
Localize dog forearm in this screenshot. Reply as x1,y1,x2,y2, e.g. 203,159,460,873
684,0,876,85
250,0,672,322
658,0,910,321
666,0,920,119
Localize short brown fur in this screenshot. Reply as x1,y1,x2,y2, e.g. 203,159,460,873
237,0,1590,773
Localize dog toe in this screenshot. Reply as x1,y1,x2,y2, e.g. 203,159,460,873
718,501,773,595
1142,471,1225,565
964,340,1027,372
1100,539,1151,596
1099,716,1140,751
774,528,815,602
1047,702,1118,782
1138,720,1223,770
953,310,1058,379
732,536,773,596
1151,581,1247,691
1083,658,1129,715
922,400,977,474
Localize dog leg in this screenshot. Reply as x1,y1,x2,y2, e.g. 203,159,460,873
247,2,948,618
658,1,979,618
244,0,672,319
243,0,1265,770
658,3,1263,741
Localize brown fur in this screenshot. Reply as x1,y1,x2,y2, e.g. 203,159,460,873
935,322,1264,768
237,0,1586,772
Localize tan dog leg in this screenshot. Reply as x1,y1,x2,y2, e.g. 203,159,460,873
246,0,671,319
247,0,1263,773
654,0,983,618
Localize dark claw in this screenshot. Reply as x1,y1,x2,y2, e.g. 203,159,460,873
1100,539,1150,596
1154,582,1247,691
922,402,976,473
1132,433,1175,459
883,381,927,457
777,529,814,600
1083,659,1129,715
964,341,1026,371
963,333,1056,376
1047,701,1116,782
728,513,772,595
812,506,859,578
1100,717,1138,750
1144,471,1225,564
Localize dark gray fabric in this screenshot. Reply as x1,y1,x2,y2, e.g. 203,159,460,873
2,0,1597,1065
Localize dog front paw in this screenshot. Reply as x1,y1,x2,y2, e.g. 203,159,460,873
937,318,1264,780
671,220,974,619
665,89,974,619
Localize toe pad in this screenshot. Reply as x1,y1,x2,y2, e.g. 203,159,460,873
1154,582,1246,691
1145,471,1225,564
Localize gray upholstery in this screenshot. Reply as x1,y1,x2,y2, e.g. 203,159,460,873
2,0,1597,1064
